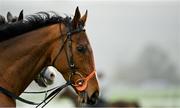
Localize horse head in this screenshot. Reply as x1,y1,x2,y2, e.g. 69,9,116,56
51,7,99,104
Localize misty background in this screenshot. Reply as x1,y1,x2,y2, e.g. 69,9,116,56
0,0,179,107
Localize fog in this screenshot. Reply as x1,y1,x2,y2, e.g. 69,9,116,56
0,0,179,107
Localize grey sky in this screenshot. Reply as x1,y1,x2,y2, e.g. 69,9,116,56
0,0,179,82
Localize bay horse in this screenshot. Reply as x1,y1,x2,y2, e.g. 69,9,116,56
1,10,54,87
0,7,99,107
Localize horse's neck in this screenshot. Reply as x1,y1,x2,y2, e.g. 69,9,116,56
0,24,60,96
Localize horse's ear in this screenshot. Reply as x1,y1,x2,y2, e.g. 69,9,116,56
72,6,81,28
80,10,88,26
18,10,23,21
7,12,13,22
0,15,6,24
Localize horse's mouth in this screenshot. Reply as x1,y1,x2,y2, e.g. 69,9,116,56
78,91,99,106
78,92,88,105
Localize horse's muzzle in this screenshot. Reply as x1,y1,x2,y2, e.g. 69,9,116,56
87,90,99,105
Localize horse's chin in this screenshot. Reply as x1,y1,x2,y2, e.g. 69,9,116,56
78,92,88,104
77,91,98,106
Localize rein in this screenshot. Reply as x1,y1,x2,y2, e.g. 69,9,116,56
0,81,71,107
0,19,96,107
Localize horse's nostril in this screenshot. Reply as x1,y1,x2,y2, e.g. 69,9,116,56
50,73,55,79
87,91,99,105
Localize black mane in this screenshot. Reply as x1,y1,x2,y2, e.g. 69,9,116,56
0,11,72,42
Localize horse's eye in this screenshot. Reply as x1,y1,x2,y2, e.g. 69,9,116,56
77,44,86,53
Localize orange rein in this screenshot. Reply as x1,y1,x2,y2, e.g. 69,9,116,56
73,70,96,92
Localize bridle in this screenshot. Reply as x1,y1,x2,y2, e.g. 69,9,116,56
0,17,96,107
54,18,96,92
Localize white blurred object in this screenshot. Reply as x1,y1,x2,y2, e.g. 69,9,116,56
43,66,56,83
34,66,57,87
